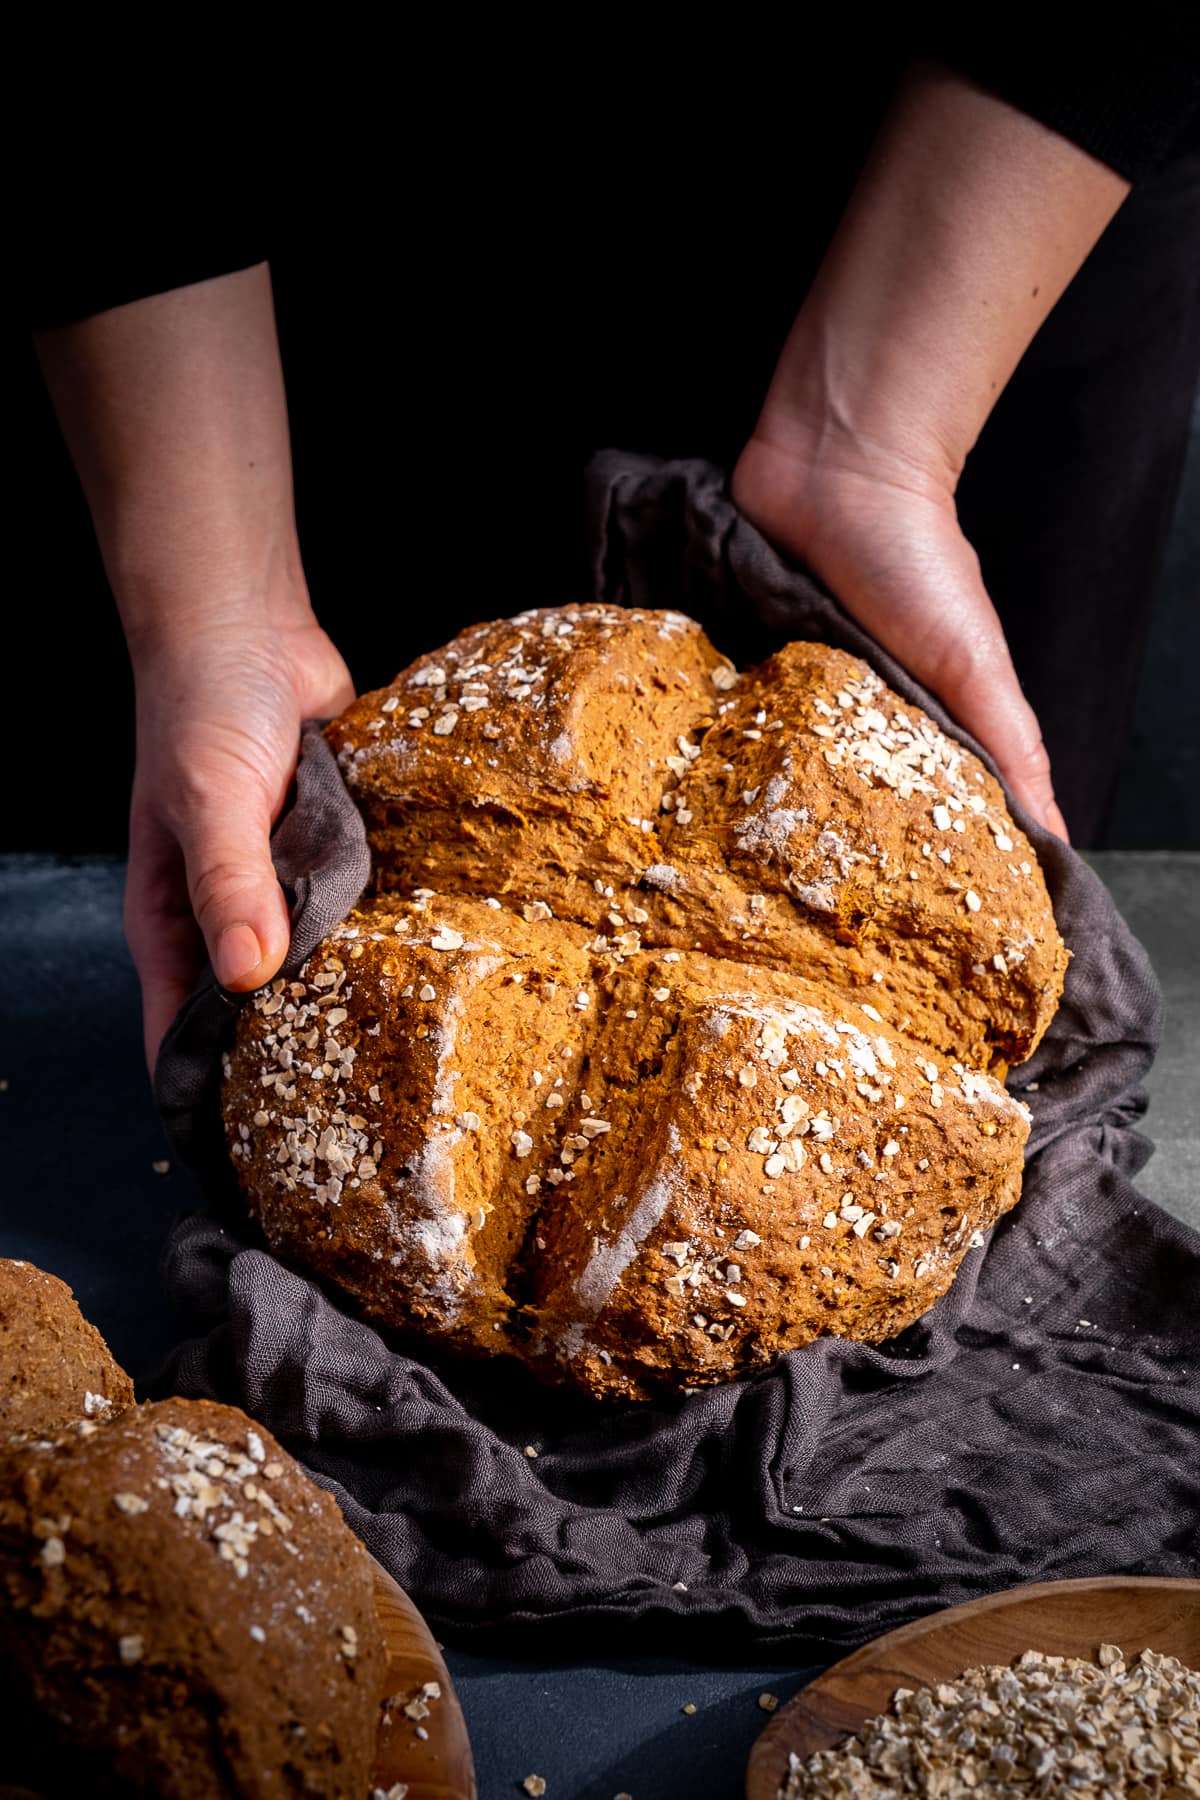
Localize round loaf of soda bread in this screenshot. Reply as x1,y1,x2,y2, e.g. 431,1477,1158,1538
223,606,1067,1401
0,1397,385,1797
0,1258,134,1438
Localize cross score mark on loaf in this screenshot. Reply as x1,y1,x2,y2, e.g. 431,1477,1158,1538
222,607,1064,1401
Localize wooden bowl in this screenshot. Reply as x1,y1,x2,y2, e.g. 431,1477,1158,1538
371,1560,477,1799
747,1576,1200,1800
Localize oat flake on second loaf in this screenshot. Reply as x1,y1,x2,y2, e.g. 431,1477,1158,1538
222,605,1066,1402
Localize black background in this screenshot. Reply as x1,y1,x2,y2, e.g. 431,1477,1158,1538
11,48,1199,852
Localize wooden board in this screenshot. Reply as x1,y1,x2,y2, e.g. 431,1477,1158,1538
747,1576,1200,1800
371,1560,477,1800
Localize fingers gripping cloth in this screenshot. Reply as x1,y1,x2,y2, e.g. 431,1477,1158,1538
156,452,1200,1651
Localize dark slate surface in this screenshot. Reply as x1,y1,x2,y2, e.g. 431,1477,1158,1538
0,856,187,1376
1084,853,1200,1233
1,852,1195,1798
445,1648,822,1800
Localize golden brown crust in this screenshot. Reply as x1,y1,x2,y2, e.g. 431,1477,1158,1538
224,895,1030,1401
325,604,729,916
654,643,1066,1070
527,951,1027,1401
222,605,1065,1402
328,615,1066,1073
0,1259,134,1439
0,1398,384,1798
224,896,597,1350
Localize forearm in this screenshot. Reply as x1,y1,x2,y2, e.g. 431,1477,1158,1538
34,263,306,660
756,59,1131,489
734,60,1132,838
36,265,351,1047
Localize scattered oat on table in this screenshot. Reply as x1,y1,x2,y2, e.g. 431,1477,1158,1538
522,1777,547,1797
681,1701,697,1715
759,1691,780,1712
777,1645,1200,1798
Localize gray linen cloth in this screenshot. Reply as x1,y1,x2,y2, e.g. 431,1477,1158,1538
155,453,1200,1651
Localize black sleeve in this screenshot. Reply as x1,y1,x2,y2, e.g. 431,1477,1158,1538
26,236,268,336
22,115,270,334
23,22,1200,336
922,10,1200,182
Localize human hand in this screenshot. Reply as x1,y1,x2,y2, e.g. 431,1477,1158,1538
730,59,1128,841
125,603,354,1069
731,427,1069,837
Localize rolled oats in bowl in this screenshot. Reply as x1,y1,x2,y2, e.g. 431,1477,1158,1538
780,1646,1200,1798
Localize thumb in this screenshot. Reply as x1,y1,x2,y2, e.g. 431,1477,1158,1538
182,794,292,991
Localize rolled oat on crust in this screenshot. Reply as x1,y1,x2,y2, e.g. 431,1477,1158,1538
0,1397,385,1798
0,1257,134,1438
224,606,1066,1402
